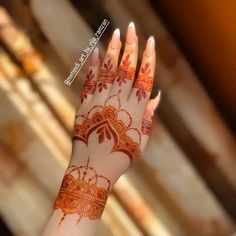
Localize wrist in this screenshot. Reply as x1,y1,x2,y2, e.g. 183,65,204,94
53,140,133,225
70,142,131,188
55,149,132,225
54,163,109,226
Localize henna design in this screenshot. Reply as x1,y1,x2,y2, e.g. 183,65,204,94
136,88,147,102
134,63,153,102
122,54,132,67
81,70,96,103
141,119,152,136
97,58,114,92
116,54,135,86
54,157,110,226
73,91,141,160
104,58,113,71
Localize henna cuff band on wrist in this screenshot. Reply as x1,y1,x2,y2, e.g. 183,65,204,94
54,165,110,226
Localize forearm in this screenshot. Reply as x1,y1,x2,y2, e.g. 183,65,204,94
42,152,115,236
42,209,100,236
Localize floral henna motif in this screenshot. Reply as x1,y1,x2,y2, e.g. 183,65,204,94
134,63,153,102
97,124,112,143
136,88,147,102
97,58,114,92
141,119,152,136
122,54,132,67
54,158,110,226
81,70,96,103
73,91,141,160
116,54,135,86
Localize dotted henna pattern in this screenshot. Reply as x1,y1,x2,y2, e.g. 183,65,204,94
74,91,141,160
54,158,110,226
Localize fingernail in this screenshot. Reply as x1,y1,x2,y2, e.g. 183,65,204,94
151,90,161,116
110,28,120,49
91,47,99,66
145,36,155,57
126,22,136,44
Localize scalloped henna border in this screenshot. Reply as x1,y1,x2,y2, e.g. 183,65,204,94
74,92,141,160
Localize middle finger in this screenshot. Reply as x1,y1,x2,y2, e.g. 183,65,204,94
109,22,138,99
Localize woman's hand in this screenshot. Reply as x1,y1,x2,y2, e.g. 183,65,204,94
71,22,160,183
43,22,160,236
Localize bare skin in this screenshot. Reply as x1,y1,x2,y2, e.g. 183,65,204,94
42,22,160,236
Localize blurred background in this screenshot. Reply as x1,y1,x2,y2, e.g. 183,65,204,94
0,0,235,235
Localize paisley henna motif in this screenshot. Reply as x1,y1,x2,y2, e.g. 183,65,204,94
81,70,96,103
134,63,153,102
116,54,135,86
97,58,114,92
73,91,141,160
54,158,110,226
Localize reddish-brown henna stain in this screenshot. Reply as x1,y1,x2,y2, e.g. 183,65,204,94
116,54,135,86
60,55,154,227
74,91,141,160
97,58,114,92
80,69,96,103
141,119,152,136
54,157,110,226
97,125,112,143
134,63,153,102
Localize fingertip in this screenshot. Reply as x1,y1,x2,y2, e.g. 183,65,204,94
114,28,120,37
152,90,161,114
127,22,136,45
145,36,155,57
110,28,121,49
91,47,100,66
128,22,135,30
94,47,99,56
155,90,161,105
